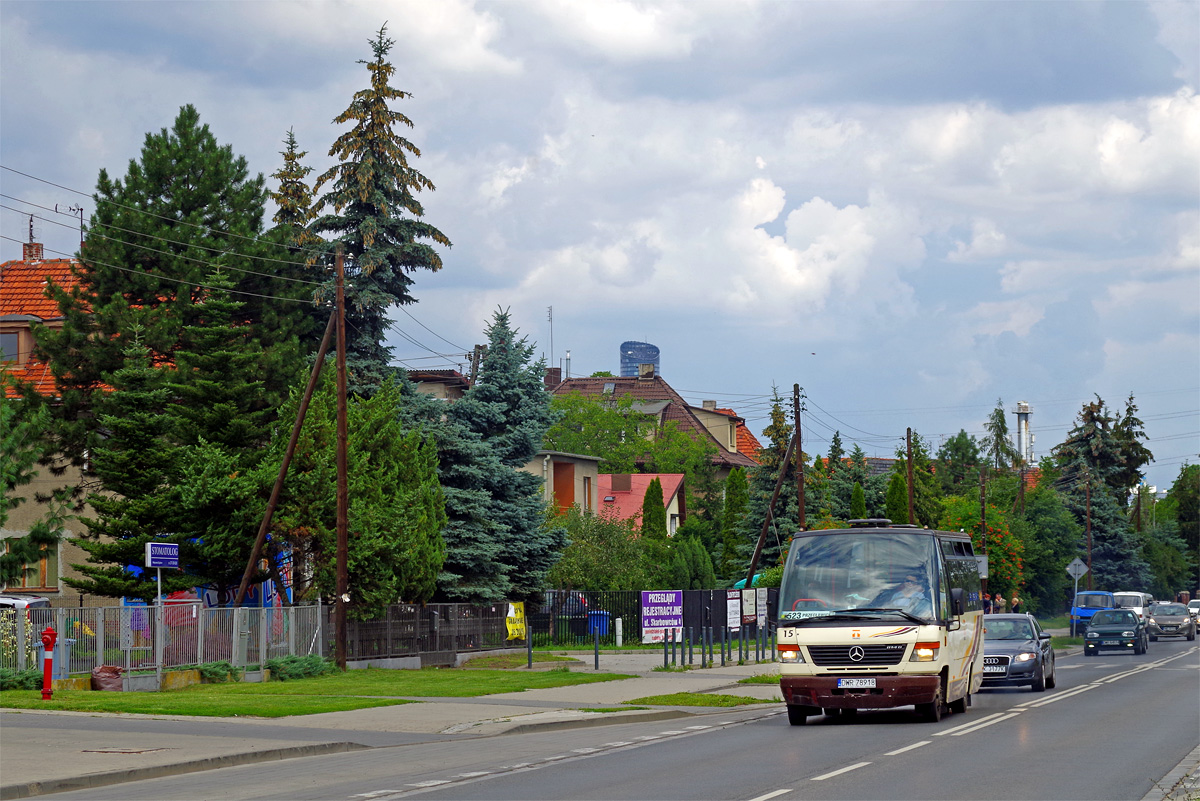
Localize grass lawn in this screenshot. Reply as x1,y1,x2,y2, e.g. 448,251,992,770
0,666,634,718
737,672,780,685
623,692,778,707
461,653,579,669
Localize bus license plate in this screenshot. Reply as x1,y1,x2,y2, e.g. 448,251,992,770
837,678,875,689
984,665,1006,673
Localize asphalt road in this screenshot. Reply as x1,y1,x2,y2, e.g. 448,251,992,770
42,639,1199,801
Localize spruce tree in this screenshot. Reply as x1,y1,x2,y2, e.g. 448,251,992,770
34,104,313,500
309,24,451,393
66,338,189,601
982,398,1020,471
1112,393,1154,502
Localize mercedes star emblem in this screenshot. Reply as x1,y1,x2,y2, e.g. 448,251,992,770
848,646,865,662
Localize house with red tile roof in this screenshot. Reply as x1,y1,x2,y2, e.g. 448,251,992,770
1,242,80,398
551,375,759,480
1,242,93,601
598,473,686,536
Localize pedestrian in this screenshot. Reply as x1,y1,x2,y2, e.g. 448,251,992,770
1010,593,1022,614
994,593,1007,614
983,593,993,614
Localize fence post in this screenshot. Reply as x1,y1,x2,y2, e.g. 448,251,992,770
594,627,599,671
287,606,295,658
197,605,205,664
155,603,163,687
663,631,668,669
261,605,269,669
95,610,105,671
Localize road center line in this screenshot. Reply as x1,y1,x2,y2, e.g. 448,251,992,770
950,712,1020,735
885,740,931,755
747,789,792,801
934,712,1006,735
811,762,872,781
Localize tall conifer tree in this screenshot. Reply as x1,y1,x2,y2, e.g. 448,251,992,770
310,24,451,393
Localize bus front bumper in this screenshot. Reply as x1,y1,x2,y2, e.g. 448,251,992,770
780,675,940,710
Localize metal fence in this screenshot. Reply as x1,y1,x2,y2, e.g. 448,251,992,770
0,604,322,675
1,590,778,676
530,589,779,647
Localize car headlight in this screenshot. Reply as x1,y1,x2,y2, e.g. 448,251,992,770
1148,618,1156,625
1014,652,1037,662
1121,631,1135,637
779,645,805,663
1085,632,1099,638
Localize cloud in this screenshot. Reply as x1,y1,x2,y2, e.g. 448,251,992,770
947,218,1008,262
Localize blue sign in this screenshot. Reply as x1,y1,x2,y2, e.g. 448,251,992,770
145,542,179,569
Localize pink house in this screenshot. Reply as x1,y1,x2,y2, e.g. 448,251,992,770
598,473,686,537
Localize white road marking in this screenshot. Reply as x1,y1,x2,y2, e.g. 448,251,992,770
659,730,688,735
407,780,450,787
456,772,491,778
571,748,599,754
811,762,872,781
933,712,1007,735
1057,664,1084,669
885,740,931,755
950,712,1020,735
1020,684,1097,707
748,789,792,800
352,792,404,798
604,741,633,747
685,725,712,730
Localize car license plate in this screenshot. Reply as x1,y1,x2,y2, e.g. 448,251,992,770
1163,626,1176,632
1102,640,1120,645
837,678,876,689
984,665,1007,673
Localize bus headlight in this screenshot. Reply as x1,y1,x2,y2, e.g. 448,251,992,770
778,645,805,663
909,641,940,662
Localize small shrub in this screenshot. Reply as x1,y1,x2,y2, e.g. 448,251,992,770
194,661,240,683
0,667,43,690
266,654,336,681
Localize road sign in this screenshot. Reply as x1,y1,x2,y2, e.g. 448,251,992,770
145,542,179,569
1066,557,1088,579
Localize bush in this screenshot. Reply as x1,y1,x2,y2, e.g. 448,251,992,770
265,654,336,681
0,667,43,690
186,660,240,683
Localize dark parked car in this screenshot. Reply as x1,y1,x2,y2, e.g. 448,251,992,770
981,614,1056,691
1084,608,1149,656
1146,603,1197,641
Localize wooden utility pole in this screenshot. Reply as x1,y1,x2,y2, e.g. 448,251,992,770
906,428,915,525
793,384,805,532
335,246,349,670
233,312,336,608
744,429,798,589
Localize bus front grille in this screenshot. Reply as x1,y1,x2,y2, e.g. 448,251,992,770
807,644,907,666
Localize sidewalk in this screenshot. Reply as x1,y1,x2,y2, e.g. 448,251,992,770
0,651,780,800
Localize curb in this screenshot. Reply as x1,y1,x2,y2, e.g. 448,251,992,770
0,741,368,801
500,708,694,735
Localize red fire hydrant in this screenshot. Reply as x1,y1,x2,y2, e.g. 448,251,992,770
41,626,57,701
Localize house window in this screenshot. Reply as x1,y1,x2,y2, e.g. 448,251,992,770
582,476,591,511
669,514,679,536
3,542,58,591
0,331,20,362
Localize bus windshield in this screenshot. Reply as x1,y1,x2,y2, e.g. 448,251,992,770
778,532,939,622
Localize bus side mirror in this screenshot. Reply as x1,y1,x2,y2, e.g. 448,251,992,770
949,588,966,617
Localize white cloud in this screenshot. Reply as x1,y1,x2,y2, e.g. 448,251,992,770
947,218,1008,262
528,0,701,61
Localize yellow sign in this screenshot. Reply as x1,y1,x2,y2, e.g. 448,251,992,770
505,602,526,640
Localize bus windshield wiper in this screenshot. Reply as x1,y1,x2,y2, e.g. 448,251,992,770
832,608,930,625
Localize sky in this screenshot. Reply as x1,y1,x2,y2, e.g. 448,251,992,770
2,0,1197,495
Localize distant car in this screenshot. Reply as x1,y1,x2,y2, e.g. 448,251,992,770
1070,591,1115,636
0,594,51,610
981,614,1056,691
1146,603,1197,641
1113,591,1155,623
1187,600,1200,620
1084,608,1148,656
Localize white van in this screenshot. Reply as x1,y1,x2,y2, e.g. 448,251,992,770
1113,591,1155,622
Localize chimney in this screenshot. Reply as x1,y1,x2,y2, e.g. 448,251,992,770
544,366,562,389
702,400,716,411
611,473,632,492
23,242,44,262
637,363,655,380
